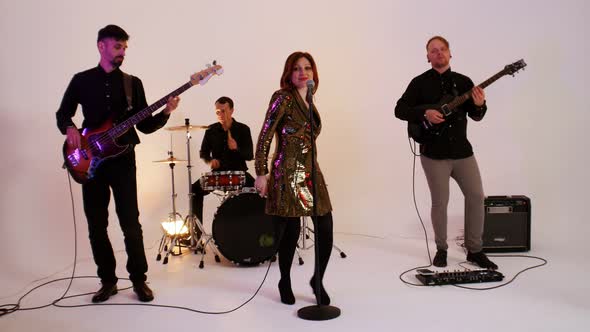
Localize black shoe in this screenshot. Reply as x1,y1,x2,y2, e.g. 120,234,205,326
433,249,447,267
133,281,154,302
467,251,498,270
278,279,295,305
91,282,117,303
309,277,330,305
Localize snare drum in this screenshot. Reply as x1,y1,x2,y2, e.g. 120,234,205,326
212,189,278,265
200,171,245,191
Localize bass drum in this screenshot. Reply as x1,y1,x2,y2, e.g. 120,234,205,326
212,189,279,265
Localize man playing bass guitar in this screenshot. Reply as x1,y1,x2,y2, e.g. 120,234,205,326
56,25,180,302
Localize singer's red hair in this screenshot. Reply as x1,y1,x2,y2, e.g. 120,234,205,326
280,52,319,93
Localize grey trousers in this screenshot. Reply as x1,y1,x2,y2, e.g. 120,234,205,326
420,155,485,253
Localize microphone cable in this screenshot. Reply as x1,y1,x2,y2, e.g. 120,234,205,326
0,168,274,317
397,136,547,289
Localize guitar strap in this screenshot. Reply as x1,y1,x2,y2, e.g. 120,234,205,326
122,72,133,112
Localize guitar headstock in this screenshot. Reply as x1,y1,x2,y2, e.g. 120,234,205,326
504,59,527,76
190,60,224,86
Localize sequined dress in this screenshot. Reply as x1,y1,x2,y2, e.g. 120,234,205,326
255,88,332,217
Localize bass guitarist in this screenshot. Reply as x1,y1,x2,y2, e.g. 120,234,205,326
55,24,179,303
395,36,497,270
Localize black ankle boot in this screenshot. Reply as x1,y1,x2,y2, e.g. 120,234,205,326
309,277,330,305
278,279,295,305
433,249,447,267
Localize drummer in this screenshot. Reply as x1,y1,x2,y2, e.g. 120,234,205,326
191,96,255,239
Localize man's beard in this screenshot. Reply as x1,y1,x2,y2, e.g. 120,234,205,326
433,57,449,69
111,56,124,68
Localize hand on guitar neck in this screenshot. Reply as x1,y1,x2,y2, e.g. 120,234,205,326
424,86,485,125
163,96,181,115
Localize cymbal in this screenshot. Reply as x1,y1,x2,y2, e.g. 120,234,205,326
165,124,209,131
153,157,187,163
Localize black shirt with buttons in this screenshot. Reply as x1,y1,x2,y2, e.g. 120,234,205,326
200,120,253,172
395,68,487,159
56,65,170,145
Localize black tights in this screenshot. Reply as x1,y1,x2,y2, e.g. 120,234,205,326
274,212,334,283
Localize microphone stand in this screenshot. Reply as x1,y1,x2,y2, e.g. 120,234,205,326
297,83,341,321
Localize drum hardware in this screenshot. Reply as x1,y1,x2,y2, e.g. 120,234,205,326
165,124,209,131
153,156,187,164
155,119,223,266
180,118,222,267
294,217,348,266
155,150,191,264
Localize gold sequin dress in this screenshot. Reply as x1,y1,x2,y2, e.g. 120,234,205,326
255,88,332,217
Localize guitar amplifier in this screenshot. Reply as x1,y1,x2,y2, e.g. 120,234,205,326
482,195,531,252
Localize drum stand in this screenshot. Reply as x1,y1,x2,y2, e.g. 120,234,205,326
156,151,188,264
181,118,222,269
295,216,347,265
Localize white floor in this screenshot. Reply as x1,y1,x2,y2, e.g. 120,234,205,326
1,229,588,332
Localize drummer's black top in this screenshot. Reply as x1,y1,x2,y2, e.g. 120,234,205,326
200,119,253,171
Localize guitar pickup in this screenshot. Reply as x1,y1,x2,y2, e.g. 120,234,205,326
67,154,79,167
67,148,90,166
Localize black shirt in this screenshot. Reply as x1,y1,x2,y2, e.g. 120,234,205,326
395,68,487,159
56,65,170,145
200,119,253,171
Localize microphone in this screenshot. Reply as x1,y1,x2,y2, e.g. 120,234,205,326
306,80,314,104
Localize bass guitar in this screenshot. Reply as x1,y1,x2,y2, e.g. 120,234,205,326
408,59,526,143
63,62,223,184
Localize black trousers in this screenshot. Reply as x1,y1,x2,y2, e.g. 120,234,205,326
81,150,147,284
191,171,255,238
275,213,334,282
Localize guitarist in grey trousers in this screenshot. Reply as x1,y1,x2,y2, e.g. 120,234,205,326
56,25,180,302
395,36,497,270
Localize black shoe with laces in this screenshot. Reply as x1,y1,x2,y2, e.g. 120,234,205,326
133,281,154,302
467,251,498,270
91,282,117,303
433,249,447,267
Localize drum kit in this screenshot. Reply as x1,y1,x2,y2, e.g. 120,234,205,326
154,118,279,268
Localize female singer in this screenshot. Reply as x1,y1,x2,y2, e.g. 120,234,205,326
254,51,334,305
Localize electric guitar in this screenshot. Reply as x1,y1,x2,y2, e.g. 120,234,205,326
63,62,224,184
408,59,527,144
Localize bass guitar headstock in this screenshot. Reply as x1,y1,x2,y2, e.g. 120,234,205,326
190,60,224,86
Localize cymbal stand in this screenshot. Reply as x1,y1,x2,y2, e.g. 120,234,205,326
295,217,348,266
156,150,187,264
182,118,221,268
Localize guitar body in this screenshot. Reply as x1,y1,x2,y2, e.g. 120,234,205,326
407,121,430,144
62,118,130,184
407,96,453,144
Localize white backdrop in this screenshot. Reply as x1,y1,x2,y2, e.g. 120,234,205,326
0,0,588,282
